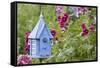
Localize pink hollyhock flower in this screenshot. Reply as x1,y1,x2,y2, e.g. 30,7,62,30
76,7,82,18
55,6,63,21
78,7,88,14
17,54,32,65
57,15,61,23
25,45,30,53
70,7,88,18
80,23,89,36
55,6,63,16
59,21,65,31
64,13,69,27
50,29,56,38
81,23,87,31
64,13,69,18
25,32,30,54
81,29,89,36
89,23,95,32
82,8,88,13
61,13,69,22
61,16,67,23
58,13,69,31
25,32,30,42
70,7,81,18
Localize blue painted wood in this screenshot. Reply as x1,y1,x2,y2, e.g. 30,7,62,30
39,26,51,57
28,13,53,58
30,39,36,57
28,14,53,39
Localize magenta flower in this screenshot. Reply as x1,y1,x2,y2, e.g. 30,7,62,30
61,16,67,23
76,7,83,18
81,23,87,31
58,13,69,31
17,54,32,65
55,6,70,31
25,32,30,54
64,13,69,26
83,8,88,13
55,6,63,16
61,13,69,23
59,21,65,31
64,13,69,18
69,7,88,18
81,29,89,36
69,7,81,18
89,23,95,32
80,23,89,36
57,15,61,23
50,29,56,38
25,32,30,42
25,45,30,53
55,6,63,21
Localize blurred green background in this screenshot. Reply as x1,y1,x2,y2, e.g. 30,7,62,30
17,3,97,64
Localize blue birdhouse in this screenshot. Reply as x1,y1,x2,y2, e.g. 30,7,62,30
28,13,53,58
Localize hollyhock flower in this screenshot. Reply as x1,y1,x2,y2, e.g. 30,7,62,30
25,32,30,44
64,13,69,18
25,32,30,54
81,29,89,36
58,13,69,30
55,6,63,21
64,13,69,27
78,7,88,15
69,7,88,18
57,15,61,22
55,6,63,16
61,16,67,23
50,29,56,38
55,6,69,31
59,21,65,31
50,29,59,44
89,23,95,32
58,17,65,31
25,45,30,54
82,7,88,13
80,23,89,36
25,32,30,40
17,54,32,65
81,23,87,31
76,7,82,17
69,7,81,18
61,13,69,23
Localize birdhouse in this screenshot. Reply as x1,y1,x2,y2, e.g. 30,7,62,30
28,13,53,58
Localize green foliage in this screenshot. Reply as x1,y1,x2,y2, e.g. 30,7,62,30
17,4,97,64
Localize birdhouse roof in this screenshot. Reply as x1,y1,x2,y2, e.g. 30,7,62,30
28,13,53,39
